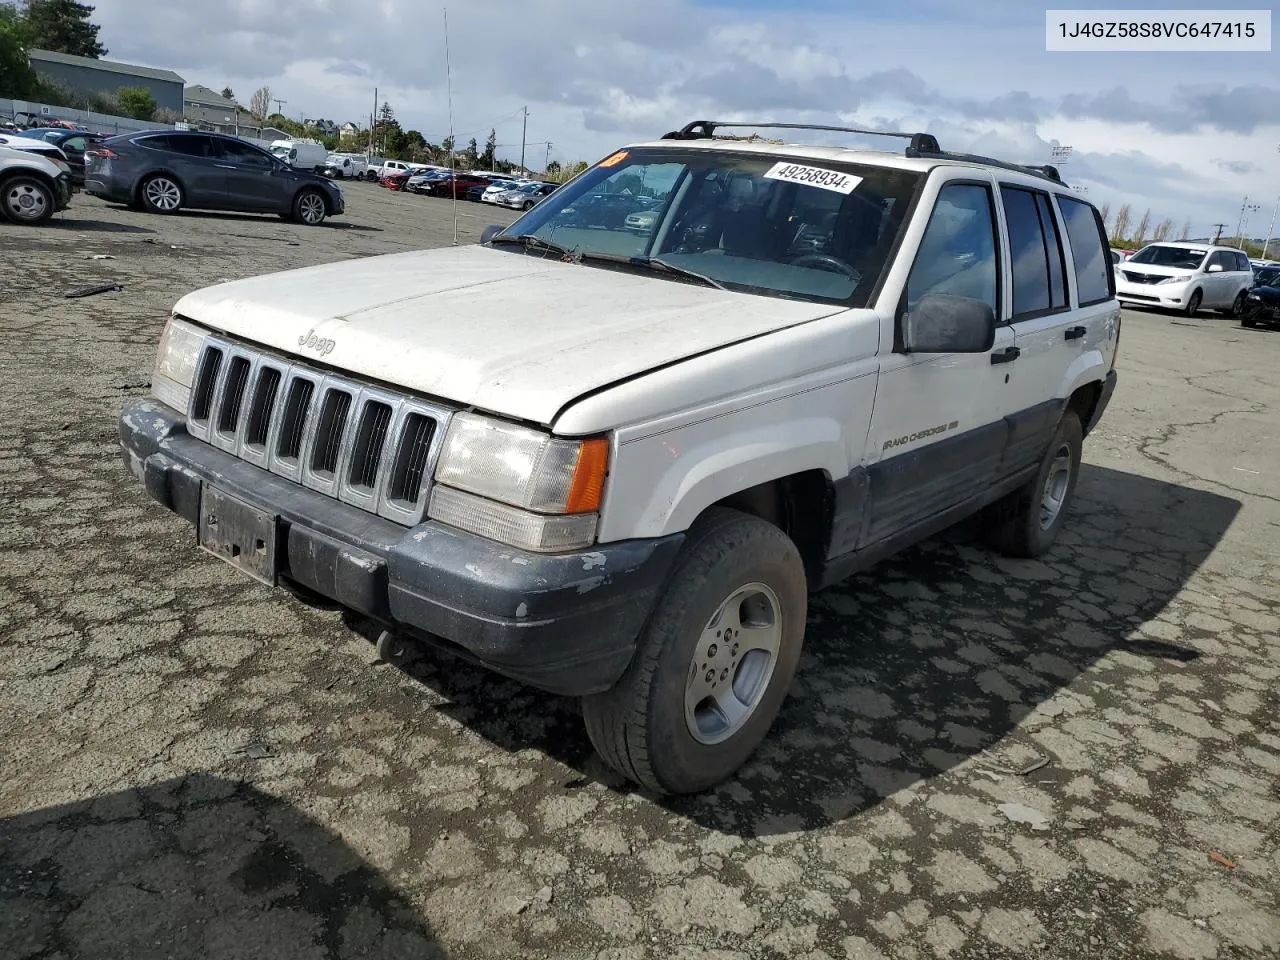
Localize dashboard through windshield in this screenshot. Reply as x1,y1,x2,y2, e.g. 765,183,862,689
496,147,922,306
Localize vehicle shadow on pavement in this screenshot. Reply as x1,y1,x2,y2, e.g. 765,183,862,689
49,218,156,234
0,774,446,959
380,464,1239,836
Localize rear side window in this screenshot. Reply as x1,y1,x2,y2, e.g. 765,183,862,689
1058,195,1113,305
1235,252,1251,272
165,134,218,158
1001,186,1068,319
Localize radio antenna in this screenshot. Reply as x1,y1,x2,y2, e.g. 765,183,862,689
444,7,458,245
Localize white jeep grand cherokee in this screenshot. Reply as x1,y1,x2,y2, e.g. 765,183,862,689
120,121,1119,794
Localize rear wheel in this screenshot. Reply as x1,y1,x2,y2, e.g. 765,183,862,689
292,188,327,225
1224,290,1248,317
582,508,807,795
1,175,55,224
1183,289,1203,316
982,410,1083,558
139,174,183,214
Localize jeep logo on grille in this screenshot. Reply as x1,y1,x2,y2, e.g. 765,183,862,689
298,329,336,356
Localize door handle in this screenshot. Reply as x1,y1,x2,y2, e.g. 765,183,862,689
214,163,236,169
1064,325,1087,341
990,346,1020,365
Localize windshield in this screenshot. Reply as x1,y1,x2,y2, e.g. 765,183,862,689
1256,267,1280,287
271,146,289,157
1129,245,1208,269
495,147,921,306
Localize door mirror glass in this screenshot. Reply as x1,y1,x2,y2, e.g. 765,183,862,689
902,294,996,354
1207,263,1224,273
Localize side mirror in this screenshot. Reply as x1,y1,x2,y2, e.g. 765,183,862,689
1207,263,1223,273
481,224,504,244
901,294,996,354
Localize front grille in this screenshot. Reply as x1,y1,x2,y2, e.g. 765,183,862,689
185,335,451,524
1122,293,1159,301
1121,271,1163,284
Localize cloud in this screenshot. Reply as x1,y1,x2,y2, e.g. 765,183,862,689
86,0,1279,230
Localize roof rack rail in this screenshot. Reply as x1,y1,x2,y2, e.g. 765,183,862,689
910,149,1067,185
660,120,941,157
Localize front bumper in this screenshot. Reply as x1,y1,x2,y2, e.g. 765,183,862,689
1115,279,1189,307
119,398,682,695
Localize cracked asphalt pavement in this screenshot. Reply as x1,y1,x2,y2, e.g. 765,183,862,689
2,185,1278,960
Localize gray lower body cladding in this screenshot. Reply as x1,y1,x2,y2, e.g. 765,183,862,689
119,398,683,696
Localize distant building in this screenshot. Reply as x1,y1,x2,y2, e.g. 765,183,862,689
29,49,184,112
184,84,238,112
182,85,289,140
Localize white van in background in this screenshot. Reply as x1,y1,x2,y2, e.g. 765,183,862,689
270,139,328,172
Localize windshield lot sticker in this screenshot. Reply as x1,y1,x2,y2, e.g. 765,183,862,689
763,162,862,194
598,150,629,168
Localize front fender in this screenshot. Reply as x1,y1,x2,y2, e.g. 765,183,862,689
1060,348,1108,401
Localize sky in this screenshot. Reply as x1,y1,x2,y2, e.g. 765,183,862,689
89,0,1279,239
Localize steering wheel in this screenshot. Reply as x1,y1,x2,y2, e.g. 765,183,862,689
788,253,860,280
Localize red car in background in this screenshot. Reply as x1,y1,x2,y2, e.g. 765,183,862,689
421,172,491,199
380,170,410,190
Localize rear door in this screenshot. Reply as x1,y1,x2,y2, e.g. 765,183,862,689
159,134,225,207
216,137,287,212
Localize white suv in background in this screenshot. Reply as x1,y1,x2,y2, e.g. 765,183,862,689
119,121,1120,794
1115,242,1254,317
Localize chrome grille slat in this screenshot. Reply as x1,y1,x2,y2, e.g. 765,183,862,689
188,338,451,525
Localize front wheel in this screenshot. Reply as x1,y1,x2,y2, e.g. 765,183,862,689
1226,290,1248,318
982,410,1083,558
1184,289,1203,316
1,175,55,224
292,188,327,225
582,508,807,795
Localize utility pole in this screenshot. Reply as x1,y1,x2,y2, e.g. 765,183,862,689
369,87,377,159
1236,195,1261,250
520,106,527,173
544,142,552,174
1211,223,1226,243
273,98,286,116
1261,195,1278,261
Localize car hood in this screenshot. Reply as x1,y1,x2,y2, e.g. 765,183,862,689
1251,284,1280,300
1118,263,1201,277
173,245,846,427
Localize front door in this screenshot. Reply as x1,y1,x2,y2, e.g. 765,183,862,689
861,177,1014,548
161,134,226,207
216,138,286,211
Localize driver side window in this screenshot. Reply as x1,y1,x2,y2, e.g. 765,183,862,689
905,182,1000,317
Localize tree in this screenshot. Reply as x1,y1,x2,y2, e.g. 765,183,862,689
545,159,561,176
249,85,271,119
1111,203,1132,243
1152,218,1174,242
116,86,156,120
1133,208,1152,246
480,127,496,170
1097,201,1111,230
440,134,454,159
220,86,235,101
24,0,105,57
1179,217,1191,241
463,136,478,168
0,4,38,97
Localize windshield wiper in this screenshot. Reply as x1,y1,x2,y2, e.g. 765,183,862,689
640,257,727,290
488,233,574,258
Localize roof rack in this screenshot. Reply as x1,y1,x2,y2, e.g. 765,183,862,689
911,149,1067,185
660,120,941,157
658,120,1069,186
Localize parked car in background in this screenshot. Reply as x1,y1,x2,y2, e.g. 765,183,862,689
1242,265,1280,329
1109,247,1133,264
1114,242,1254,317
380,169,411,191
407,169,448,193
14,127,104,186
376,159,413,181
365,157,387,181
85,131,344,225
495,180,557,210
324,154,367,179
480,178,521,202
422,171,492,199
0,145,73,224
270,139,328,172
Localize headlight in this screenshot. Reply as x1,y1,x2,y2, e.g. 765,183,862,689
1248,292,1261,299
1157,274,1193,285
152,316,208,413
427,412,609,552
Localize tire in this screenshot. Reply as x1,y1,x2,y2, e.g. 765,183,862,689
1227,290,1248,318
1241,314,1257,328
522,200,534,210
292,188,327,225
982,410,1083,558
1183,289,1202,316
582,508,807,795
1,175,55,224
139,174,183,214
